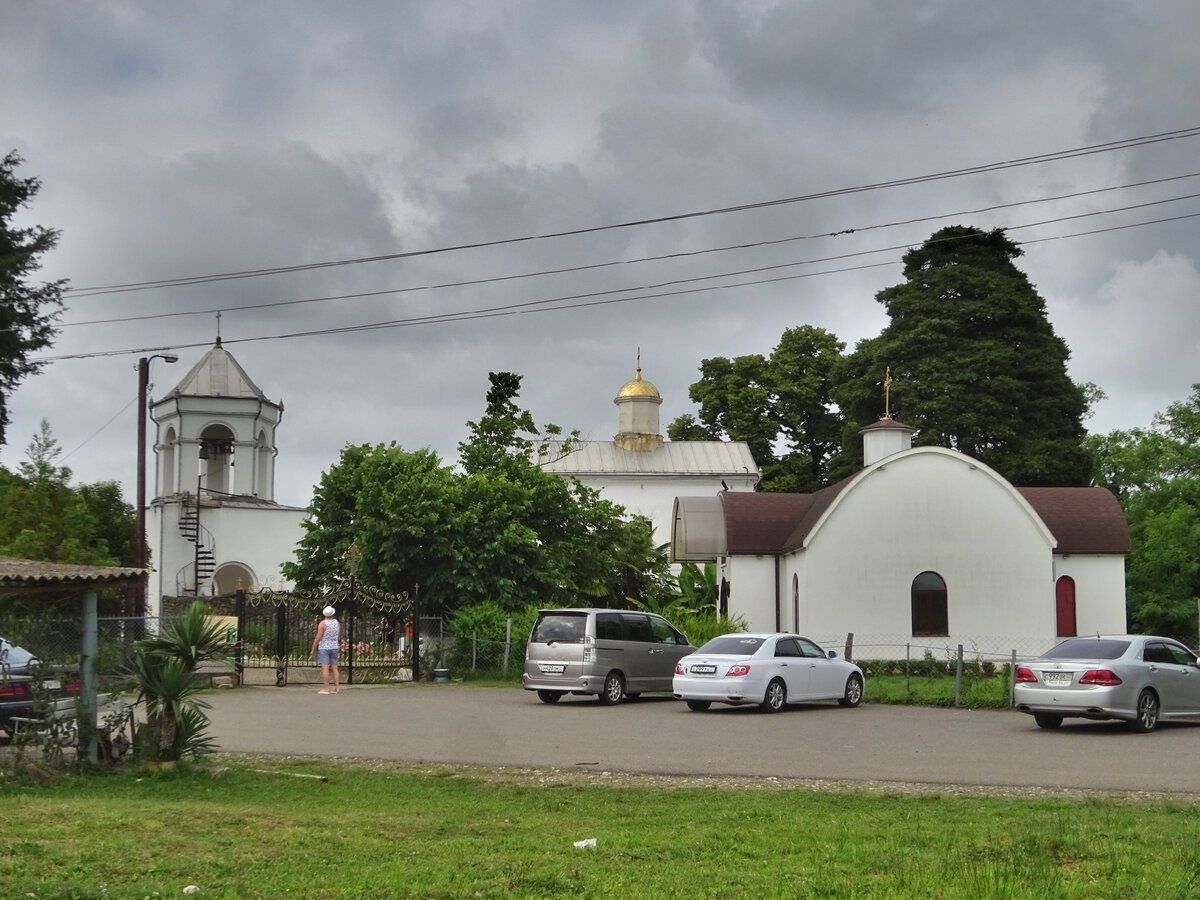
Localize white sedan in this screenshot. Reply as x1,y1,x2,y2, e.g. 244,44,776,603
673,633,864,712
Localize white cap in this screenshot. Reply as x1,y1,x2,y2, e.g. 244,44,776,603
322,606,335,617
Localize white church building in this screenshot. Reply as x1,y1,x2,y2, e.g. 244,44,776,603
145,340,307,615
672,416,1130,658
535,361,760,550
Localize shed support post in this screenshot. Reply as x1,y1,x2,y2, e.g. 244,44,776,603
80,588,99,765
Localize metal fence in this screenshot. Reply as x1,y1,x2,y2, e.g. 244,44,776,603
0,615,157,687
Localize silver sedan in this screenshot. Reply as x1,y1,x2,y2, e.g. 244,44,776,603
1014,634,1200,733
672,633,864,713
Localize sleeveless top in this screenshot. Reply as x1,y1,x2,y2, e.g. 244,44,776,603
318,619,340,650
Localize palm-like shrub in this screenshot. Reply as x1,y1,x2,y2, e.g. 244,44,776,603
131,602,231,763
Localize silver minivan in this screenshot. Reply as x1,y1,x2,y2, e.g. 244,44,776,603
522,608,693,705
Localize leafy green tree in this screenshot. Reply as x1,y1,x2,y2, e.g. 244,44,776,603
668,325,845,492
285,373,671,615
0,420,135,565
0,151,65,447
1087,385,1200,641
832,226,1091,486
282,444,463,606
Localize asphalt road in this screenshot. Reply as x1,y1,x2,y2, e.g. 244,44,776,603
204,683,1200,794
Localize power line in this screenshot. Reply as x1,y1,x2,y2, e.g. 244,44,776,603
34,207,1200,363
62,124,1200,298
57,171,1200,329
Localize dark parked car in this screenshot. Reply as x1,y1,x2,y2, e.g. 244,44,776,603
0,637,80,737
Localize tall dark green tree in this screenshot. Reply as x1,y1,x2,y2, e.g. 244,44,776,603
831,226,1091,486
668,325,845,492
0,151,65,447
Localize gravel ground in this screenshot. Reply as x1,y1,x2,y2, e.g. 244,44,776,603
211,752,1200,805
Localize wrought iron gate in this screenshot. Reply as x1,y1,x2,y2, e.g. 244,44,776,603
234,583,417,686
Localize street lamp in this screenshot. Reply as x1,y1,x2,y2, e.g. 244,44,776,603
136,353,178,614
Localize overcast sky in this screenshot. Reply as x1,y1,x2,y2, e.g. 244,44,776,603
3,2,1198,509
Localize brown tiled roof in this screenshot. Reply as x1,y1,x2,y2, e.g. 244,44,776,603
781,476,856,550
719,483,1129,556
1016,488,1130,554
0,556,146,589
722,492,814,554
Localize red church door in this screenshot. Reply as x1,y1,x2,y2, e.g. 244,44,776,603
1055,576,1077,637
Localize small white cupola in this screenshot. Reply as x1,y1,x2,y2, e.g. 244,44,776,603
613,350,663,452
860,366,915,466
860,417,917,466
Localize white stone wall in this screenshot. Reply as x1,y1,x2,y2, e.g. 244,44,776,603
1055,554,1129,637
147,501,306,615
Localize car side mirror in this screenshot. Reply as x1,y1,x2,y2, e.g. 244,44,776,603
827,650,838,658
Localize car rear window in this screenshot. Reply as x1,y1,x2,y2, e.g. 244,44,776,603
697,636,765,655
1041,638,1130,660
530,613,587,644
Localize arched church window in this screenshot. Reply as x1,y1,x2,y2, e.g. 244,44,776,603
911,570,948,636
162,426,177,495
1055,576,1077,637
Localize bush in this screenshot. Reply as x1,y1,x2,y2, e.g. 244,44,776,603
670,610,749,648
443,602,539,678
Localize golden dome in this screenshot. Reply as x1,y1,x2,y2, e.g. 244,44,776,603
617,367,661,399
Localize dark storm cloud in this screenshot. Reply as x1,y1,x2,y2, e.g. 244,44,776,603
1,1,1197,506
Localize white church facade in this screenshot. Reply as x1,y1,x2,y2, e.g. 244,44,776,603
673,417,1130,657
535,362,760,550
145,340,307,615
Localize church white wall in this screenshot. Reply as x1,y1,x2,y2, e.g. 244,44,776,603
803,451,1056,656
729,449,1072,657
723,555,778,631
1054,555,1128,636
147,501,306,616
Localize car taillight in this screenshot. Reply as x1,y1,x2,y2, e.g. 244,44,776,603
1079,669,1122,686
0,682,30,701
725,664,751,677
675,662,684,675
63,675,81,694
1015,667,1037,683
583,635,593,663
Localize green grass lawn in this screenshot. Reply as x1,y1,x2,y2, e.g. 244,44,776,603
3,757,1199,899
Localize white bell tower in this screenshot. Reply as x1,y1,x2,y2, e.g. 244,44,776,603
145,339,305,612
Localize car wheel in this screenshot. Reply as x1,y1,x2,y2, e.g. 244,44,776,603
1129,689,1160,733
686,700,711,711
536,690,563,704
760,678,786,713
598,672,624,706
1034,713,1063,729
838,674,864,708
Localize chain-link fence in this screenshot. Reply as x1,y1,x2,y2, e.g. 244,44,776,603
808,633,1055,667
0,616,165,688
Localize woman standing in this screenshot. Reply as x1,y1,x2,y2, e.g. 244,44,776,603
311,605,341,694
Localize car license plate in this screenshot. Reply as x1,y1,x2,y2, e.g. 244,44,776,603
1041,671,1072,686
43,679,61,690
538,663,566,675
689,664,717,676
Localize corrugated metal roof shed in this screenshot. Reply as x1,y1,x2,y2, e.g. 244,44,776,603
0,556,146,590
